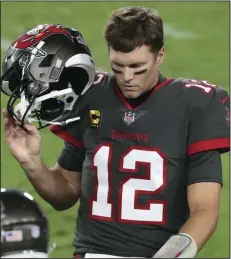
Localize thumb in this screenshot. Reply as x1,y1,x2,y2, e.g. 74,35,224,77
24,123,40,136
2,108,10,119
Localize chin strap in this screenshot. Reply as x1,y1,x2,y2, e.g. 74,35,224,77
30,116,81,127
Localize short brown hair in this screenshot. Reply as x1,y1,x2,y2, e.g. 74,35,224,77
104,6,164,53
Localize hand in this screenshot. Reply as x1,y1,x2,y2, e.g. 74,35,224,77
2,108,42,165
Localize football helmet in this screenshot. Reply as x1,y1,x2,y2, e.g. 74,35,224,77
0,188,53,258
0,24,95,129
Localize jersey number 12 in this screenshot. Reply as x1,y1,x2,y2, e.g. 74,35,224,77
89,144,167,225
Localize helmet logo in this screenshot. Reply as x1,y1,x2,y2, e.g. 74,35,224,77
11,24,71,50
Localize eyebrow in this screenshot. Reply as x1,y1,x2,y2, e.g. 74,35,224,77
112,61,146,68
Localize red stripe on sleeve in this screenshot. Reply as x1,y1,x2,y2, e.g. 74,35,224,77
49,125,84,148
188,138,230,155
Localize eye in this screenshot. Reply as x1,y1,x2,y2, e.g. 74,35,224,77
134,69,147,75
129,64,143,68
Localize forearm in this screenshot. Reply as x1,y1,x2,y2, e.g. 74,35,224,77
20,156,79,210
179,209,218,251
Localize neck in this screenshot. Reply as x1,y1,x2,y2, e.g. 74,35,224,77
147,73,159,92
143,71,165,95
125,72,167,108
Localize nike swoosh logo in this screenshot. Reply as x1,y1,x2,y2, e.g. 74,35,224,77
220,96,230,104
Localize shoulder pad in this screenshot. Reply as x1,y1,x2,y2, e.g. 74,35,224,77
83,71,114,97
184,78,220,93
78,71,112,99
174,77,219,93
92,71,114,87
173,77,229,108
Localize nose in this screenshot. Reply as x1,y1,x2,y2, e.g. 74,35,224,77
122,67,134,82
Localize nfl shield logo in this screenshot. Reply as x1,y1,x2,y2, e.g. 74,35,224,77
124,111,135,125
31,225,40,239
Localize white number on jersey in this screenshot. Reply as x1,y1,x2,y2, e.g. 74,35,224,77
89,144,166,225
184,79,218,93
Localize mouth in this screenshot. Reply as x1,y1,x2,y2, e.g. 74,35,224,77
124,84,135,87
123,85,138,91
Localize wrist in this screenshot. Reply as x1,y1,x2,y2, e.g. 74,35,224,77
153,233,198,258
178,232,197,247
21,155,43,172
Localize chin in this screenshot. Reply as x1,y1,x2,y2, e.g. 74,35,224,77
123,91,140,99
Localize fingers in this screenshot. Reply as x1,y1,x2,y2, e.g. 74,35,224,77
2,108,29,136
2,108,40,138
2,108,8,119
23,123,35,131
3,115,15,128
14,125,27,138
2,109,11,125
2,109,16,135
23,123,41,139
2,108,13,121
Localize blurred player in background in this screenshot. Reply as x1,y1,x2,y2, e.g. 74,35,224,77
1,188,55,258
1,6,230,259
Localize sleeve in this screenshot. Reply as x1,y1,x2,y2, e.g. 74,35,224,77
187,150,223,186
48,94,90,148
57,141,85,172
187,87,230,156
49,119,86,148
49,100,88,171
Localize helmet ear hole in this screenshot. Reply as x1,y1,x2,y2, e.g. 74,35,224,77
40,99,65,121
61,67,89,95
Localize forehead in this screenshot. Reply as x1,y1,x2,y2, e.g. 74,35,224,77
109,45,153,65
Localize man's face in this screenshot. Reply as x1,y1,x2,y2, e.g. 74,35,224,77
109,45,164,99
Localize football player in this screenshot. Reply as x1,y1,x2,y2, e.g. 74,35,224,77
1,7,230,259
1,188,54,258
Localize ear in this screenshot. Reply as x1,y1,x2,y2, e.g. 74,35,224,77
156,47,165,64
